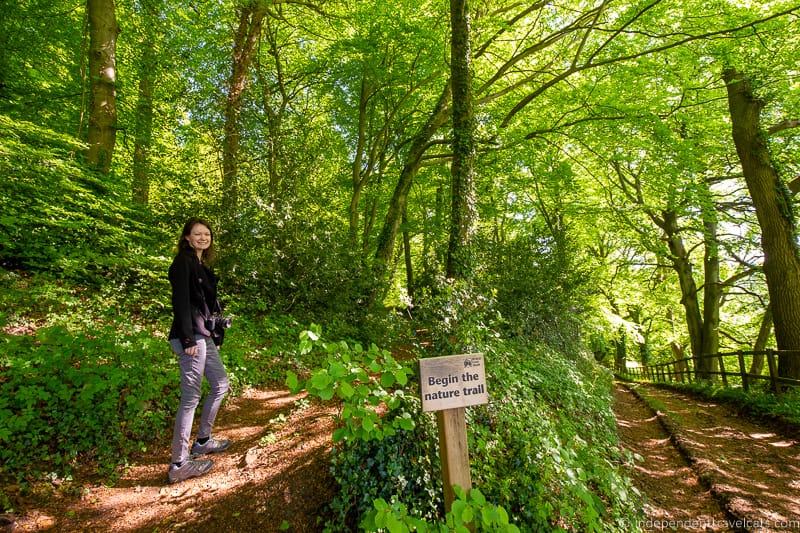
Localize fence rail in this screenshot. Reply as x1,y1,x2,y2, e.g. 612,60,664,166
617,349,800,395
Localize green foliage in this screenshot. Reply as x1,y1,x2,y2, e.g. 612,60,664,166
467,340,641,532
219,313,310,388
362,487,520,533
479,231,588,352
304,328,642,531
286,325,415,442
413,277,501,357
0,325,177,482
649,381,800,427
0,114,170,289
326,409,442,530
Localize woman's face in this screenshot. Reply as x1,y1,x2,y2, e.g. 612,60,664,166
185,223,212,253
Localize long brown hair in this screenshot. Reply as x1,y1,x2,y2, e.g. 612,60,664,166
176,217,216,264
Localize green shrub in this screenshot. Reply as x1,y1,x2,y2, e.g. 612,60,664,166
0,325,178,482
362,487,520,532
328,410,442,530
292,326,641,531
464,341,640,532
0,114,169,288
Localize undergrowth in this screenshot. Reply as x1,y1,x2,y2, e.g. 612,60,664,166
293,329,643,532
642,380,800,428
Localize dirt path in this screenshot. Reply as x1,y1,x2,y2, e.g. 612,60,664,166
614,383,732,532
11,389,338,532
616,382,800,533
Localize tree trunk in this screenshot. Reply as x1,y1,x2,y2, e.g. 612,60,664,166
373,83,451,282
222,3,267,214
363,195,378,253
350,74,371,245
132,25,155,204
258,19,289,206
661,210,708,378
750,305,773,375
670,342,688,380
446,0,476,280
85,0,119,173
402,209,414,301
614,327,627,373
699,218,721,375
724,68,800,380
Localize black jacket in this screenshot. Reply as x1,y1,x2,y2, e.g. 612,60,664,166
168,250,221,348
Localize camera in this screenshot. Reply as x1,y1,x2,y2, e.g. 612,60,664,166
205,313,232,332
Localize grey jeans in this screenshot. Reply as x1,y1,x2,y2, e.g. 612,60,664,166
169,335,229,464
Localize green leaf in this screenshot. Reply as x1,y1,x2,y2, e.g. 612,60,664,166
299,339,312,355
386,513,408,533
451,500,466,523
337,381,354,399
329,362,347,379
380,371,396,388
362,416,375,432
332,427,347,442
373,498,389,511
309,371,332,390
285,371,299,392
397,416,415,431
394,369,409,386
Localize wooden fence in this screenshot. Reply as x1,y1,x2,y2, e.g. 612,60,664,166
618,349,800,395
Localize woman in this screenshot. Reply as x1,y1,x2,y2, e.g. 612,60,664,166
167,217,231,484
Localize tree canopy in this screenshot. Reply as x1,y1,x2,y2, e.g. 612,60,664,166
2,0,800,369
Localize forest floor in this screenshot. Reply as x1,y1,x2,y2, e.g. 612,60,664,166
6,388,339,532
6,381,800,532
614,382,800,532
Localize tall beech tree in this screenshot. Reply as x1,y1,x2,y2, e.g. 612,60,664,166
724,68,800,380
446,0,476,280
85,0,119,173
131,0,159,204
222,1,267,215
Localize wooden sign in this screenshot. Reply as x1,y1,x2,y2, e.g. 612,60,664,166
419,353,488,412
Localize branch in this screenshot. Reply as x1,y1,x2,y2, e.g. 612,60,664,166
474,1,549,60
767,118,800,136
721,267,759,288
476,7,601,96
501,3,800,126
524,113,631,139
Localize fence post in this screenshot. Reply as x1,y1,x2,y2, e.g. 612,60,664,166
766,349,781,396
737,351,749,391
686,357,693,383
718,354,728,388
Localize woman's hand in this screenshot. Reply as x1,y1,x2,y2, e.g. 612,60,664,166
185,345,199,356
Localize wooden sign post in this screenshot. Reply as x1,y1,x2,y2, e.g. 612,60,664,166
419,353,488,512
